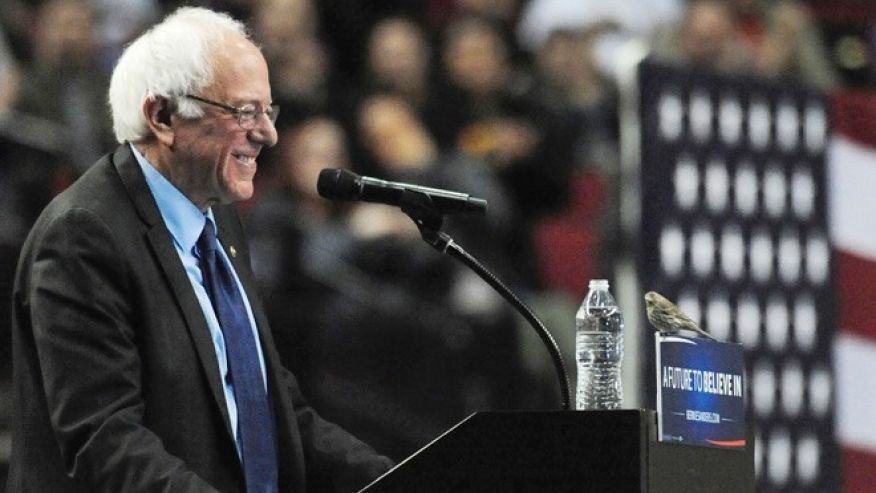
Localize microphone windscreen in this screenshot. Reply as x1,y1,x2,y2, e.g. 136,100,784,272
317,168,359,200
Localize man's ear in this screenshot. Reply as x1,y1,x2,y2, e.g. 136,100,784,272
143,96,175,146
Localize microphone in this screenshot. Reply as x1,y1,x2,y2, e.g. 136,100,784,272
317,168,487,214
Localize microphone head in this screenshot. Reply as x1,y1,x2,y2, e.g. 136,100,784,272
317,168,360,200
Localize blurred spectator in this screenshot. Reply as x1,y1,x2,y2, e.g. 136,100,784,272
357,94,517,275
530,26,622,280
353,95,545,455
430,15,576,230
365,17,433,110
253,0,355,132
254,0,319,52
0,0,32,63
429,0,525,61
88,0,159,70
440,15,517,106
245,117,365,373
650,0,755,74
316,0,431,83
253,0,323,111
518,0,683,79
448,0,521,25
1,23,75,396
0,136,71,375
535,28,609,112
729,0,840,90
14,0,114,173
271,35,333,118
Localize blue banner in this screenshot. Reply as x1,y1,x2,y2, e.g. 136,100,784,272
656,333,746,449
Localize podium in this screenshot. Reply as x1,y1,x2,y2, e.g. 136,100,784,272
360,409,753,492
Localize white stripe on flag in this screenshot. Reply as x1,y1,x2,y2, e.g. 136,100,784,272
828,136,876,258
835,332,876,452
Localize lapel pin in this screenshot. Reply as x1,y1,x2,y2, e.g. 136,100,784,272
229,246,237,258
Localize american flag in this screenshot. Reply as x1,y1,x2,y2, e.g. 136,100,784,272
635,60,842,491
828,90,876,493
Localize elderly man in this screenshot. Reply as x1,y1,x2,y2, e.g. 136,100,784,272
8,7,392,492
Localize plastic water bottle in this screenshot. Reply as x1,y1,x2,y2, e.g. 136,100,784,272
576,279,624,410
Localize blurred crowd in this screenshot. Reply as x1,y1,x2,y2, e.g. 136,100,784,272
0,0,865,463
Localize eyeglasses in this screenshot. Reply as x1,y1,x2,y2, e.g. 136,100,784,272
183,94,279,129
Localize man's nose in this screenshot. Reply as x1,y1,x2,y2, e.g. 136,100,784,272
249,115,278,147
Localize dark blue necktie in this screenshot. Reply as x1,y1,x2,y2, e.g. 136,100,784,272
197,220,278,493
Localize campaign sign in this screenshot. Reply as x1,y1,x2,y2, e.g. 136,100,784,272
655,333,746,449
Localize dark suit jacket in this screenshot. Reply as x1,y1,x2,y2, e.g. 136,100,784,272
8,145,393,492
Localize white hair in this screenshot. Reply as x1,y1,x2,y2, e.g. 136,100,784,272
108,7,248,143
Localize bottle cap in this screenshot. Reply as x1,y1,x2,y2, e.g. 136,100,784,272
588,279,609,290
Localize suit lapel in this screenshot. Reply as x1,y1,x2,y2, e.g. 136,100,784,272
113,145,235,441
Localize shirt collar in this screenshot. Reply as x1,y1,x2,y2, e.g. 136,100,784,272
130,143,214,254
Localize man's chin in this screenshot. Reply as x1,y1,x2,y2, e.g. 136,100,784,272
227,184,255,204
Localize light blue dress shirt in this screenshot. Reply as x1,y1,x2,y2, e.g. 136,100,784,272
131,144,267,457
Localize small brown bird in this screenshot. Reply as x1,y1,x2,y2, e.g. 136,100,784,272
644,291,716,340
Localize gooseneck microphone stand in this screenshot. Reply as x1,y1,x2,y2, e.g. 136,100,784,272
398,190,572,410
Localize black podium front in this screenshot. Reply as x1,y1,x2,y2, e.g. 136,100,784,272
360,409,753,492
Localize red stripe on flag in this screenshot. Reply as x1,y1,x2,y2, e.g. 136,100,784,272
844,447,876,493
833,91,876,148
836,250,876,339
